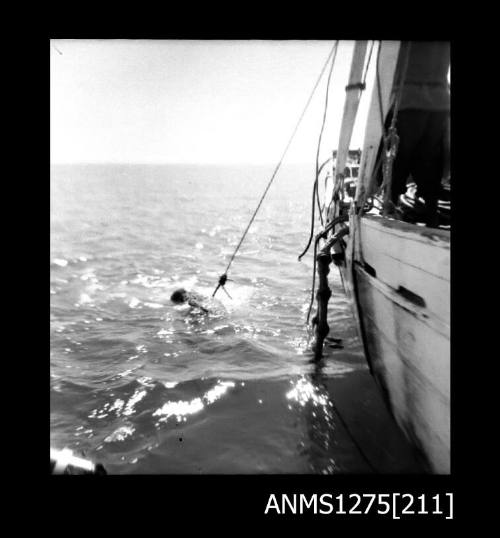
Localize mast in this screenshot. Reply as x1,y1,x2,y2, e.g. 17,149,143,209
323,41,368,223
312,41,368,359
325,41,368,223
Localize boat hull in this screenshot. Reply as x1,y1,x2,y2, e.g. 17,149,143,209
340,213,450,473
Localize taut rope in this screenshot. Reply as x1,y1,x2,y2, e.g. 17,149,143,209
212,42,339,298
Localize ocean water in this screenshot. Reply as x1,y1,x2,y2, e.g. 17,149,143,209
50,163,424,474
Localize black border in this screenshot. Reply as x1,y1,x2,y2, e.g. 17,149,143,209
40,28,468,525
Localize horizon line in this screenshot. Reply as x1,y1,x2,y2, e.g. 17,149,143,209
50,151,363,167
50,160,327,167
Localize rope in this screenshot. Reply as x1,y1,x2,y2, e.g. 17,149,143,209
315,41,339,226
320,156,334,215
297,180,319,262
319,156,333,176
378,42,411,213
329,42,374,220
375,41,385,135
335,40,373,214
359,41,410,213
299,42,339,262
361,40,375,87
212,42,340,298
306,239,319,324
389,42,411,130
309,42,377,328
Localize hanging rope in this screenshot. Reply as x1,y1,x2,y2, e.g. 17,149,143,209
302,42,374,327
324,42,373,219
378,42,411,214
359,41,411,214
362,40,375,88
212,42,339,298
299,42,374,324
389,42,411,131
356,42,386,210
315,41,339,226
375,41,385,132
331,42,375,208
298,42,339,265
306,240,319,325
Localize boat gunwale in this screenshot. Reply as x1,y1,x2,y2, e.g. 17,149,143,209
360,213,450,246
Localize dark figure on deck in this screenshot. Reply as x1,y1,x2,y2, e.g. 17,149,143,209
378,41,450,228
170,288,209,313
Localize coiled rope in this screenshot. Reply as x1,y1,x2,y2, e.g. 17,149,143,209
212,42,340,298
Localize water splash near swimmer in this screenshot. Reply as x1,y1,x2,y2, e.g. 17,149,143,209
197,283,255,313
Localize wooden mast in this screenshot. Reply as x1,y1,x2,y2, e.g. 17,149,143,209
325,40,368,224
311,41,368,360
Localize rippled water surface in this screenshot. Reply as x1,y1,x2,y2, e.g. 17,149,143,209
50,163,424,473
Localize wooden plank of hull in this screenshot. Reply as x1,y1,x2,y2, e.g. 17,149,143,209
359,215,450,327
353,263,450,474
340,213,450,473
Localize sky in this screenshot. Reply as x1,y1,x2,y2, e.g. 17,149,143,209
50,40,379,165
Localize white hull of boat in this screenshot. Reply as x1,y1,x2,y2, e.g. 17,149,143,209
340,213,450,474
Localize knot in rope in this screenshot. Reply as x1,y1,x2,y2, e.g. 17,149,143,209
212,273,232,298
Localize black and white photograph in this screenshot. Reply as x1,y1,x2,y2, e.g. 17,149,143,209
50,39,450,483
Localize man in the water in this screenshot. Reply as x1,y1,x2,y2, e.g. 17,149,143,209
170,288,209,313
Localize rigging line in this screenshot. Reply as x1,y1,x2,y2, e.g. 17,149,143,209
376,40,411,142
329,45,375,215
375,41,385,132
306,239,319,324
330,42,373,208
357,40,388,211
319,156,333,198
297,179,318,262
319,156,333,177
214,41,340,293
305,157,334,255
298,41,339,263
370,41,411,202
389,42,411,130
361,40,375,87
315,40,339,226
